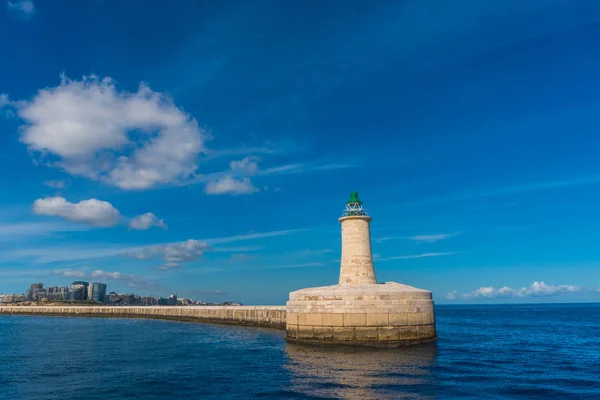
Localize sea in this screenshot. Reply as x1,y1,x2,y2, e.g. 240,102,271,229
1,303,599,399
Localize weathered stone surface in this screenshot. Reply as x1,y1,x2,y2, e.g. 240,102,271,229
377,327,400,341
286,312,298,325
399,326,419,340
286,282,437,346
407,312,424,326
423,312,435,325
390,313,408,326
0,306,286,329
298,313,307,325
417,324,436,339
304,313,323,326
286,324,298,339
343,313,367,327
332,327,355,341
338,216,377,285
297,325,315,340
354,327,378,341
288,283,432,301
313,326,334,340
366,313,389,327
322,313,344,327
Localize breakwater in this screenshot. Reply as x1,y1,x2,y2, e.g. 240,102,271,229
0,306,286,329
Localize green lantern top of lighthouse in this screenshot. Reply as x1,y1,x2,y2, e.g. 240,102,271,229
342,192,367,216
347,191,362,205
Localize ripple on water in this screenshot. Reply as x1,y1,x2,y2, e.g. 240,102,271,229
1,304,599,399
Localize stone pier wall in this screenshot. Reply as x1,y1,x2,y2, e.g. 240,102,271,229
0,306,286,329
286,283,437,347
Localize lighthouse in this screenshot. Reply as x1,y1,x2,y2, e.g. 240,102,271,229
338,192,376,285
286,192,437,347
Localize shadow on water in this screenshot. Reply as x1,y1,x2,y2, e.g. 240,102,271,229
283,342,439,400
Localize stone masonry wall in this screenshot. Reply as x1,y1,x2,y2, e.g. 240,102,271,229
338,216,376,284
286,285,437,346
0,306,286,329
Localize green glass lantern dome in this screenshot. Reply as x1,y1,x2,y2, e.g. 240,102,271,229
342,192,366,216
347,191,362,205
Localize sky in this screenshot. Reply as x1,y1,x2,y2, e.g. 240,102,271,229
1,0,600,305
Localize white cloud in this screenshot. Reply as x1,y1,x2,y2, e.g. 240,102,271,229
0,93,9,107
527,281,579,296
228,253,254,262
90,270,154,288
204,146,279,161
16,74,206,190
125,239,211,270
373,237,392,243
294,249,333,256
447,281,581,300
257,163,304,175
32,196,165,230
202,156,260,195
9,75,355,192
201,157,354,195
497,286,514,296
0,221,90,239
229,156,259,175
205,176,258,195
44,179,70,189
256,162,356,176
471,286,497,298
446,290,459,300
378,252,458,261
33,197,121,227
122,229,305,270
128,212,167,231
409,232,459,243
3,228,302,264
203,228,304,245
51,269,86,278
7,0,35,15
257,262,326,269
52,269,156,289
376,232,459,244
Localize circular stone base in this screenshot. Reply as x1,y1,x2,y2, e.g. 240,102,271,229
285,282,436,347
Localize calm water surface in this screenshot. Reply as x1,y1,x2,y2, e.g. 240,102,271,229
1,304,599,399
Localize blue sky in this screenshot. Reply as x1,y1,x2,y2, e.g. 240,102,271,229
1,0,600,304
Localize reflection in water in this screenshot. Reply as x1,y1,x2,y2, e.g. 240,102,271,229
284,342,438,400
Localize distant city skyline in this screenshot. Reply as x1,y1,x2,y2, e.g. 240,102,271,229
1,1,600,304
0,279,240,306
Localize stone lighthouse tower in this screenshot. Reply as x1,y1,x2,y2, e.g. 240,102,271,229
286,192,437,347
338,192,376,285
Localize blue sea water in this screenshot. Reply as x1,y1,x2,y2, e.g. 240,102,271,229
1,303,599,399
